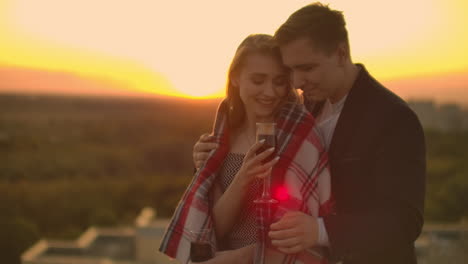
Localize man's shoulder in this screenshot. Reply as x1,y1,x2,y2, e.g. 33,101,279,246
342,66,421,136
359,68,416,120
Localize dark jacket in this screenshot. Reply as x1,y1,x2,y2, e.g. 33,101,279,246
322,65,426,264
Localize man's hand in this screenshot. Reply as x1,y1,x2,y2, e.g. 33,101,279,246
269,211,319,254
193,133,218,169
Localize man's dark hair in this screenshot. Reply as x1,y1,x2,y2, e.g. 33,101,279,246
274,2,349,56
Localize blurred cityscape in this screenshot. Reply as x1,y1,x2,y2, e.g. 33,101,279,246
408,100,468,132
21,208,174,264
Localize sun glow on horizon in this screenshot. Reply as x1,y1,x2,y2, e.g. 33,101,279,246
0,0,467,99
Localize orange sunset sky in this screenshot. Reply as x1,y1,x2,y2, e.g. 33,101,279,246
0,0,467,104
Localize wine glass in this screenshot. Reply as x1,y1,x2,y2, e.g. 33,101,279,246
254,122,278,204
253,122,278,264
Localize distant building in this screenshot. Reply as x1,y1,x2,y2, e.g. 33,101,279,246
21,207,175,264
416,223,468,264
408,100,468,131
438,104,464,132
408,100,438,129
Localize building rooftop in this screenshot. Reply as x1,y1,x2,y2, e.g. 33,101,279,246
22,207,172,264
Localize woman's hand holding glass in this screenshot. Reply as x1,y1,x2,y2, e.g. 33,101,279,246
234,140,280,187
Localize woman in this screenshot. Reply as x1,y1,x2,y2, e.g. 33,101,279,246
159,34,333,263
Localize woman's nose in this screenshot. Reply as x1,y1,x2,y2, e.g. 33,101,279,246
263,81,276,96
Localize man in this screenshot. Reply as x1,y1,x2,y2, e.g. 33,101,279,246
193,3,425,263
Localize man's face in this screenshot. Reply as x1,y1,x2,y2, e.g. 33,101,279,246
280,37,344,103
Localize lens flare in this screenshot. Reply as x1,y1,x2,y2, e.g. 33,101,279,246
274,186,289,201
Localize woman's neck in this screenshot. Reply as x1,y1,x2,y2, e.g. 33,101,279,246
242,114,257,143
230,112,274,153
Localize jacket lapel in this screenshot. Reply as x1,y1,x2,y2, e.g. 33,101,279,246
329,65,370,160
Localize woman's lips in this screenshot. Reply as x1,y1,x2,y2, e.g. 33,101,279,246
256,98,276,107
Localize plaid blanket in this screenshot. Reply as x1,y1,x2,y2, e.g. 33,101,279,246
159,99,334,263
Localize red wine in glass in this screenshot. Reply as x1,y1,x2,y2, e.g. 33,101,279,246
254,122,278,201
256,134,277,163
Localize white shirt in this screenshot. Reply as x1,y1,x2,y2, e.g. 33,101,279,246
315,94,348,151
314,94,348,246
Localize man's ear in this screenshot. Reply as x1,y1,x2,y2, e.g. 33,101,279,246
336,43,348,66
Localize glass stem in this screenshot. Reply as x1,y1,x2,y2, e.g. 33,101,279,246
262,171,270,198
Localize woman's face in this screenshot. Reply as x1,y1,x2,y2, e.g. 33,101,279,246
233,53,289,122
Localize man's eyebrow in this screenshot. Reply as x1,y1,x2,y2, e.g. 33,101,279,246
291,63,317,69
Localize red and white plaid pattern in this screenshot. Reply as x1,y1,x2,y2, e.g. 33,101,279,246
159,99,334,263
